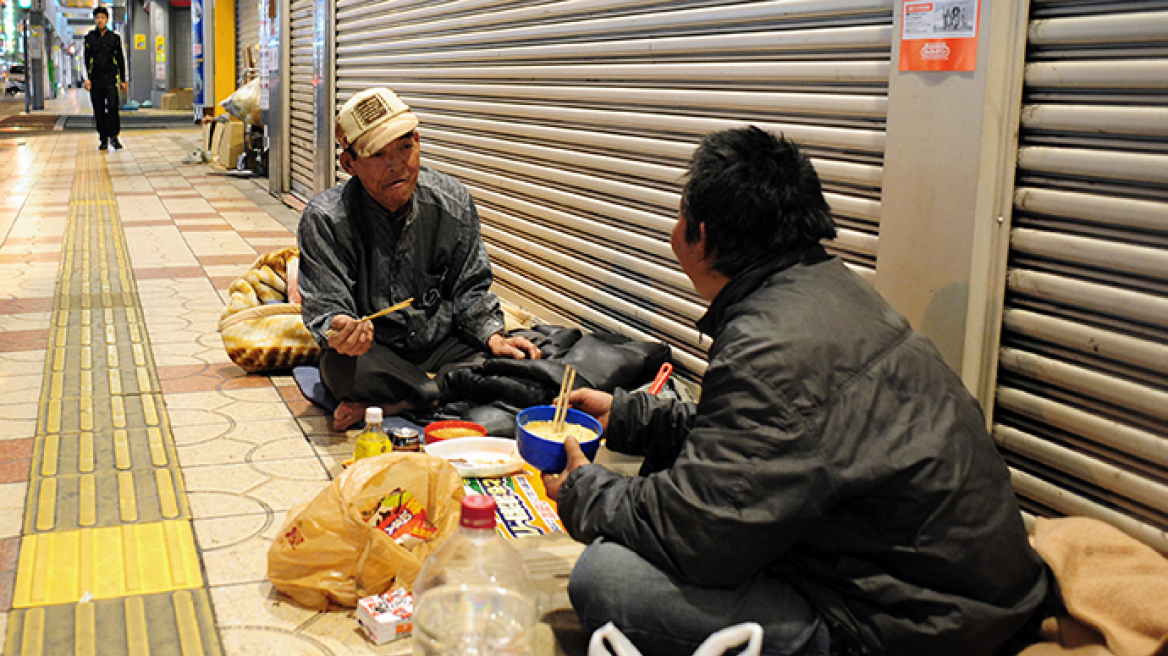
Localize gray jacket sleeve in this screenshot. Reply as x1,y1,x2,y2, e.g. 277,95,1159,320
557,357,834,588
297,198,357,346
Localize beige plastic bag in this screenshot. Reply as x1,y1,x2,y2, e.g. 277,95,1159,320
268,452,466,610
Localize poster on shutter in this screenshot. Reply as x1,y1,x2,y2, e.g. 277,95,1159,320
899,0,979,72
192,0,205,107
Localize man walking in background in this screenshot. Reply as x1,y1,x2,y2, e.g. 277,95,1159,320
83,6,126,151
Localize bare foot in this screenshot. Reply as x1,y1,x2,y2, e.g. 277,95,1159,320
332,401,366,431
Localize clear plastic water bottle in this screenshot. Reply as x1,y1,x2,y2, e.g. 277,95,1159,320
412,495,539,656
353,406,390,461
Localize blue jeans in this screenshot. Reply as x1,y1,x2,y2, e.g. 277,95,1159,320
568,539,832,656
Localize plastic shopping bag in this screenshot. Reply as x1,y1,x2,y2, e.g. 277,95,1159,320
268,452,465,610
589,621,763,656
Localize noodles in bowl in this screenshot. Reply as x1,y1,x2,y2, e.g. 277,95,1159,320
515,405,604,472
519,420,599,444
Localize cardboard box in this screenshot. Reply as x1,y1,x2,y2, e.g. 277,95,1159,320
160,92,178,110
356,588,413,645
211,119,245,169
172,88,193,109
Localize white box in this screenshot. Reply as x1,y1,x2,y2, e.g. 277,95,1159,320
356,588,414,645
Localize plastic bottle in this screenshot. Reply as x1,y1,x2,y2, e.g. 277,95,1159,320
412,495,539,656
353,407,391,460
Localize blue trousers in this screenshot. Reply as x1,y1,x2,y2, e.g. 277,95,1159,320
568,539,832,656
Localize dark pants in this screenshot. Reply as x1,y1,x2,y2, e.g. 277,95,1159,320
89,83,120,140
320,336,481,408
569,539,833,656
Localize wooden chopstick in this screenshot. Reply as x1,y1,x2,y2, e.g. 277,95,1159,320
554,365,576,435
325,298,414,339
552,366,570,430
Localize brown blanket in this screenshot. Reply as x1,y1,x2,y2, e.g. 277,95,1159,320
1021,517,1168,656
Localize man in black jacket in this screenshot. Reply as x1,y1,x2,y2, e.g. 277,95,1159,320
543,127,1051,656
83,6,127,151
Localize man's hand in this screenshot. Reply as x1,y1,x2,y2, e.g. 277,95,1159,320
487,332,541,360
120,81,128,94
328,314,373,356
84,80,91,91
541,436,591,502
567,388,613,433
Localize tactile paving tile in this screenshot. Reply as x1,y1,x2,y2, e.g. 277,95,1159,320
9,143,220,655
12,521,203,607
4,588,222,656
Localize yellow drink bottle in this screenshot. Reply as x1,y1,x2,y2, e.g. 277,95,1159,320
353,407,391,460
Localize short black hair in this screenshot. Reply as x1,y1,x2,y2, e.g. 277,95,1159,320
680,127,836,278
93,6,109,18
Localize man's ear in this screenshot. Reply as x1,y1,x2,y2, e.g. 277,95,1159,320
698,223,716,263
339,149,356,176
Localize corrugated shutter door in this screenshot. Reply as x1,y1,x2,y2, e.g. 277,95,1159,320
334,0,893,375
171,7,193,88
236,0,260,83
995,1,1168,553
288,0,315,200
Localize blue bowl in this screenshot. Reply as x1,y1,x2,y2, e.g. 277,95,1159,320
515,405,604,473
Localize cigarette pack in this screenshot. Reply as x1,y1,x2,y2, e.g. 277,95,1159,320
356,587,414,645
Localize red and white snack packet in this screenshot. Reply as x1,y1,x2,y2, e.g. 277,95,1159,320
356,587,414,645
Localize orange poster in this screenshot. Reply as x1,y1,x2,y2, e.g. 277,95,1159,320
899,0,979,72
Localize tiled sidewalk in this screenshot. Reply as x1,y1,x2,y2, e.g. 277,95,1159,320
0,128,585,656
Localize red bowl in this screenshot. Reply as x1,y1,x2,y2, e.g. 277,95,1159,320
423,420,487,444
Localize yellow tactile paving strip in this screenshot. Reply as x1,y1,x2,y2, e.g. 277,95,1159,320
5,143,222,656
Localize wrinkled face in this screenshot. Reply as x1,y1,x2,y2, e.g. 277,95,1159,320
94,12,108,30
342,131,421,214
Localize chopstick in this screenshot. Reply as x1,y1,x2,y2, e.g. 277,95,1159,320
325,298,414,339
553,365,576,436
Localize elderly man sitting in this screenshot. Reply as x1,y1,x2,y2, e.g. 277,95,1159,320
297,88,540,430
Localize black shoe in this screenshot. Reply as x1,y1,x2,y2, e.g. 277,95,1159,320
99,139,108,151
111,138,123,150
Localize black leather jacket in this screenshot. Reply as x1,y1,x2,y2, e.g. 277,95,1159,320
558,247,1050,656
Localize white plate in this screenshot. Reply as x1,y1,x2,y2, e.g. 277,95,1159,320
424,437,524,478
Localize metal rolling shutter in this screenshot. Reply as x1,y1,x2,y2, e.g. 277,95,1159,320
334,0,893,375
170,7,193,88
288,0,316,199
994,1,1168,553
236,0,260,83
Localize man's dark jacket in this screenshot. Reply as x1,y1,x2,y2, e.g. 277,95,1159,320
558,247,1050,656
84,28,126,85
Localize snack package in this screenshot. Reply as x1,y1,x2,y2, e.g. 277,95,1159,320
357,587,414,645
365,489,438,549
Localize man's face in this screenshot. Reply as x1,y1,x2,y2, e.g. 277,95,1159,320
342,131,421,213
95,12,108,30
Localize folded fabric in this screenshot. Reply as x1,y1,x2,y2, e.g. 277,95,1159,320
220,248,321,373
1020,516,1168,656
438,326,670,409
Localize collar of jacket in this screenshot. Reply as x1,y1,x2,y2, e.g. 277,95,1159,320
695,243,831,338
357,178,415,227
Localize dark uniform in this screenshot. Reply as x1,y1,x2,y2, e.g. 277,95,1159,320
83,27,126,146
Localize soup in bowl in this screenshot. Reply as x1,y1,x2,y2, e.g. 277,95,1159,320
515,405,604,473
